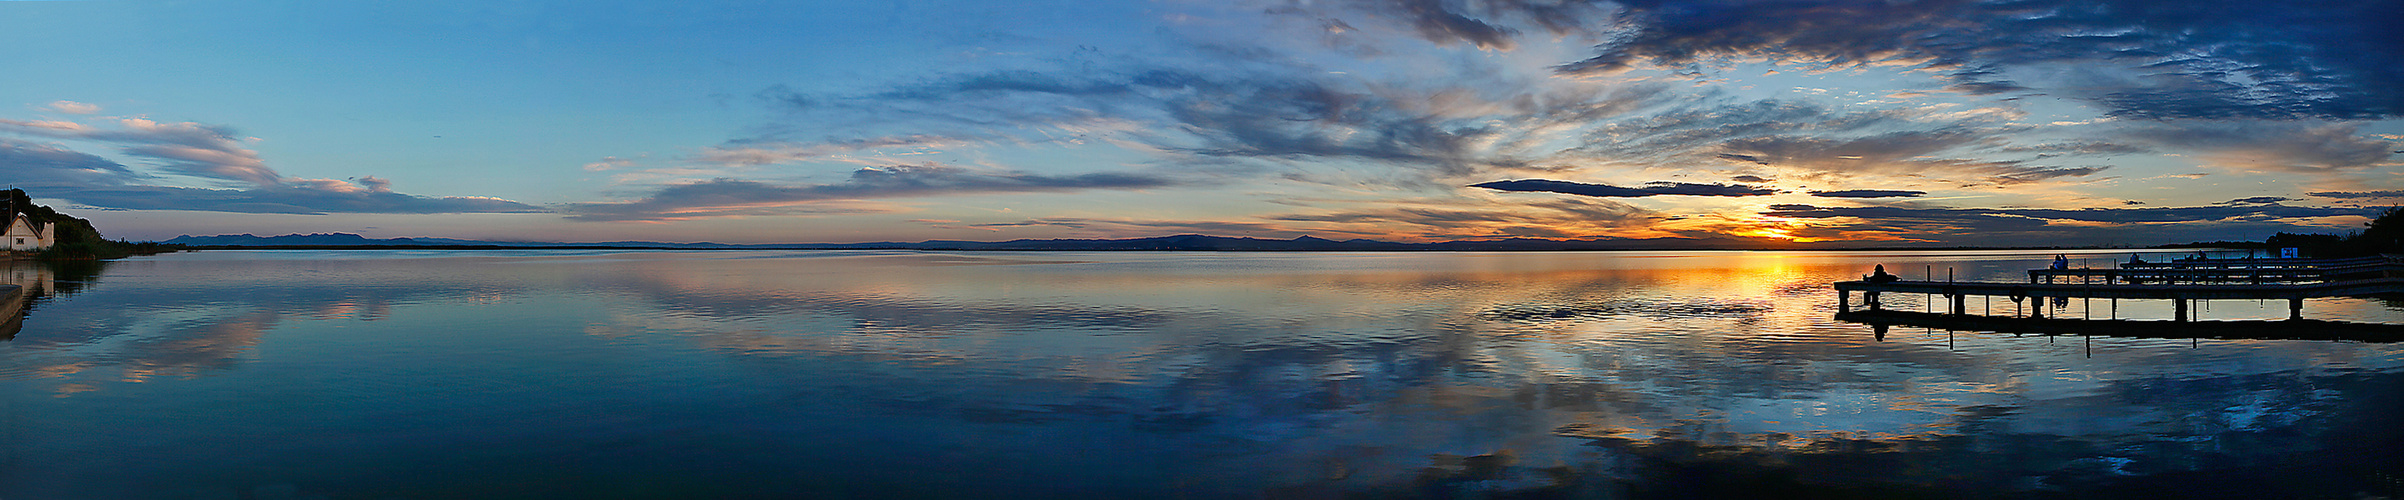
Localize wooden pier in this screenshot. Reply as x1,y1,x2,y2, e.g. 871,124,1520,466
1837,309,2404,342
0,284,21,339
1834,255,2404,323
2025,255,2395,285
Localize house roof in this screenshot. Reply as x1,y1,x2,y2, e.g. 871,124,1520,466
6,212,47,232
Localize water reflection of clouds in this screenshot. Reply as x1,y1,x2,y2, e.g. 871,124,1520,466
1,254,535,394
569,251,2404,494
7,251,2400,496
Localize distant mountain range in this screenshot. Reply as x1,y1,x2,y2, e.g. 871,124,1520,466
162,232,1784,251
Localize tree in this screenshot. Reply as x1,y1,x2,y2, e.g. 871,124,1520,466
6,189,182,259
2254,206,2401,257
2356,206,2403,254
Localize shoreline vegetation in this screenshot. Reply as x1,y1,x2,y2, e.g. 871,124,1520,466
168,242,2311,252
3,189,185,261
22,180,2395,256
163,206,2401,254
154,232,2269,252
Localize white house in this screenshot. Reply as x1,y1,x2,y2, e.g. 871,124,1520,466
4,214,54,251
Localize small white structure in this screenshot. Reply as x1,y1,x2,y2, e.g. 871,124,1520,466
4,214,54,251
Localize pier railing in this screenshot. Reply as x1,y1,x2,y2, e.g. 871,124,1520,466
1835,255,2404,323
2030,255,2400,285
2120,255,2393,269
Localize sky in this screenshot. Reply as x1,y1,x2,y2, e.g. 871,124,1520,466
2,0,2400,246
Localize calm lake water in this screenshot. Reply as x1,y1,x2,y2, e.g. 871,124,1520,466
2,250,2400,499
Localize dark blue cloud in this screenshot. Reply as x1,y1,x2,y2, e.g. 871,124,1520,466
1984,166,2109,185
0,137,144,187
1378,0,1523,50
1715,153,1770,165
2221,197,2291,205
1318,0,2402,121
1472,179,1777,197
2310,190,2404,199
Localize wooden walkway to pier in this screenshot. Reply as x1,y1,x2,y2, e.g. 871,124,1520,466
1834,255,2404,323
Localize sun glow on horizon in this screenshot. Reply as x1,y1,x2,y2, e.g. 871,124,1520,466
1732,214,1821,243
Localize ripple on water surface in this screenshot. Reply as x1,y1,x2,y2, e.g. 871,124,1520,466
2,250,2401,499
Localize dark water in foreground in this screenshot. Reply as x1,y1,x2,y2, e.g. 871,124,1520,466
2,250,2400,499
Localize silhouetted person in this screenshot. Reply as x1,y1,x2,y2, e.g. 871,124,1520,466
1866,264,1899,283
2052,254,2068,270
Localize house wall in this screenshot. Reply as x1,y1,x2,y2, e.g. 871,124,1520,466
3,216,52,251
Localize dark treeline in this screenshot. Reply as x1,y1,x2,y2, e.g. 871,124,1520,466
2260,207,2404,257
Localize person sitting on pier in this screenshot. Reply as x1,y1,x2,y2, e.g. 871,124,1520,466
2128,254,2145,265
2052,254,2069,270
1865,264,1900,283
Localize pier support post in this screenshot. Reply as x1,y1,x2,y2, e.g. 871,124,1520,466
1867,292,1882,311
1951,294,1966,316
2174,299,2188,322
1839,290,1850,313
2289,297,2303,320
2030,296,2043,318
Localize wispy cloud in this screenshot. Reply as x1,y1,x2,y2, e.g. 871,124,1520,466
1997,141,2148,157
946,217,1311,238
1764,202,2385,245
1268,0,2402,122
1809,189,1925,198
41,100,100,114
1471,179,1778,198
1267,0,1613,51
0,115,542,214
2117,122,2395,174
1,117,278,186
698,135,969,166
49,184,546,215
1524,0,2402,120
1264,197,1677,241
1768,203,2378,224
749,61,1674,188
1554,99,2119,189
563,163,1178,222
